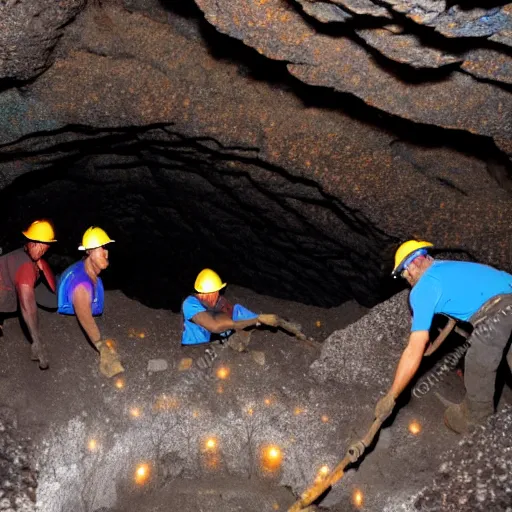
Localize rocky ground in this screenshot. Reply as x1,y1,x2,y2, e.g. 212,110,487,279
0,286,510,512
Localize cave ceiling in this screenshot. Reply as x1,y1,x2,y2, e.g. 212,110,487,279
0,0,510,308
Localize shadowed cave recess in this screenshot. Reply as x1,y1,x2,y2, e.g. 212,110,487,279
0,0,511,511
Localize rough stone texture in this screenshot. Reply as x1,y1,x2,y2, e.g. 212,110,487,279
331,0,392,18
356,27,462,68
0,3,510,310
0,408,37,512
412,405,512,511
462,48,512,85
296,0,353,23
310,290,410,388
147,359,169,372
194,0,511,152
0,0,85,82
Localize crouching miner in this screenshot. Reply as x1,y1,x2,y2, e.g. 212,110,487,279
58,227,124,378
0,220,58,369
181,268,279,352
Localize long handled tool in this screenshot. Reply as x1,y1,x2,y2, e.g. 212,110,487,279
424,316,470,357
288,417,384,512
276,317,320,349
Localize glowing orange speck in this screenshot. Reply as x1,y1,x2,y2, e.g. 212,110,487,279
294,407,304,416
134,463,150,485
216,366,230,380
247,407,254,416
264,398,272,405
205,438,217,450
262,445,283,471
352,489,364,508
130,407,141,418
115,378,125,389
321,415,329,423
315,320,322,327
408,420,422,435
88,439,97,451
319,465,329,475
138,332,145,339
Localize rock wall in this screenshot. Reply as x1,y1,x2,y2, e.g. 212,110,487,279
0,1,510,308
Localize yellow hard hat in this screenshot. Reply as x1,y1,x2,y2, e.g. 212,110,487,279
78,227,115,251
392,240,433,276
194,268,226,293
22,220,57,243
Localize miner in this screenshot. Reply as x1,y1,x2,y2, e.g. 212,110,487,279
0,220,58,369
374,240,512,434
57,226,124,378
181,268,279,352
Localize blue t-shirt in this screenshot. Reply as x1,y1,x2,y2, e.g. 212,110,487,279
181,297,258,345
410,260,512,332
57,260,104,316
181,295,212,345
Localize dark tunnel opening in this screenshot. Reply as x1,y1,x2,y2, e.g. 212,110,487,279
0,124,401,311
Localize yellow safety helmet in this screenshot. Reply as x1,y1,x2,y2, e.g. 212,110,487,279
22,220,57,243
392,240,433,277
194,268,226,293
78,227,115,251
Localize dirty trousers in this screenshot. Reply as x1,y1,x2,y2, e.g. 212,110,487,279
464,294,512,411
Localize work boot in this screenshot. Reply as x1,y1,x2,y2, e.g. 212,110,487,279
30,342,49,370
443,398,493,434
227,331,252,352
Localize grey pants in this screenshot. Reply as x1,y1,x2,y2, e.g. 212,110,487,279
465,294,512,410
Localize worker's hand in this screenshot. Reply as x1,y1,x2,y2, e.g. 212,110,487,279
258,314,279,327
374,393,396,422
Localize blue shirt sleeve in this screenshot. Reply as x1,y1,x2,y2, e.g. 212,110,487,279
410,276,442,332
70,276,94,301
182,296,207,321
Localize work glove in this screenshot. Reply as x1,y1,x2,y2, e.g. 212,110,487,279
374,392,396,422
258,314,279,327
95,339,125,378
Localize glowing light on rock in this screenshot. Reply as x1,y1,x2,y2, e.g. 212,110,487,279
192,410,200,419
261,444,283,472
321,415,329,423
247,407,254,416
294,407,305,416
134,463,150,485
216,366,230,380
139,332,145,339
204,437,218,451
273,503,280,510
264,397,272,406
408,420,422,435
114,377,125,389
352,489,364,508
130,407,141,418
217,384,224,394
315,320,322,327
88,439,98,452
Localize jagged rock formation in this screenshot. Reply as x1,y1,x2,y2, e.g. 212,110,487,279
0,0,510,310
413,405,512,511
0,408,37,512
